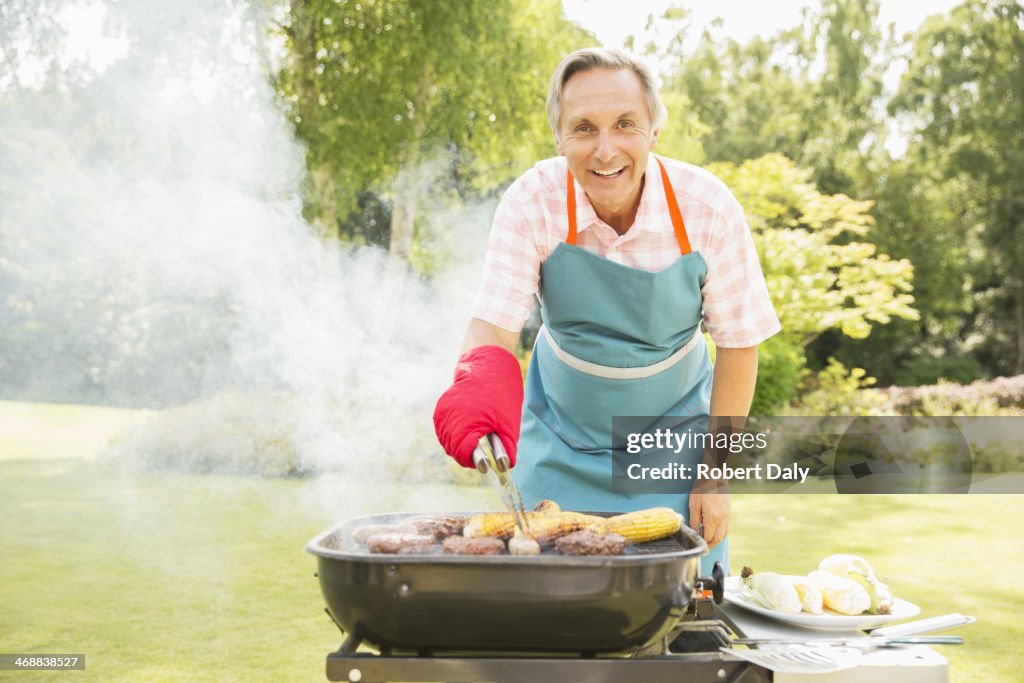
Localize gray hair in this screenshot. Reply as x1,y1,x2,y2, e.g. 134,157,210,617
546,48,667,139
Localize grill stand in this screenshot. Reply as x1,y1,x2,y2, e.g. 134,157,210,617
326,620,771,683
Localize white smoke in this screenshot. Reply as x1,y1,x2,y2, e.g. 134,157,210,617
0,0,495,487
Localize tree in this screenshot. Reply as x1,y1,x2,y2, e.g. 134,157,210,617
710,154,918,410
710,154,918,347
890,0,1024,374
661,0,891,196
274,0,590,257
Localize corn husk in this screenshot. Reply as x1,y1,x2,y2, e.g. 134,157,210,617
741,566,803,615
790,575,824,614
808,570,872,615
819,554,895,615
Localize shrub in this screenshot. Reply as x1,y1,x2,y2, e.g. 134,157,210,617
876,375,1024,416
750,335,805,415
893,354,990,387
787,358,890,416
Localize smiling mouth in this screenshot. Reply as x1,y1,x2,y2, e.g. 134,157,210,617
591,166,625,178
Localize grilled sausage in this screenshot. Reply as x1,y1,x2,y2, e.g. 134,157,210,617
508,535,541,556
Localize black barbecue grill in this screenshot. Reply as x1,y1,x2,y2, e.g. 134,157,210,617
307,512,772,682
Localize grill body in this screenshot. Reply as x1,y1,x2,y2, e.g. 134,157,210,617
308,512,707,652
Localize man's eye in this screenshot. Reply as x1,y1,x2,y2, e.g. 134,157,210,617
619,120,635,128
575,125,592,132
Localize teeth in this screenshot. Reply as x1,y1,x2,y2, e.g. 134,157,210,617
593,167,624,176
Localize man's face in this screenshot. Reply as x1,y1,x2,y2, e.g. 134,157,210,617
556,68,659,227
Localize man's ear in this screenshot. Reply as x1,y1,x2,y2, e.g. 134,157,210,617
650,127,661,149
554,134,563,156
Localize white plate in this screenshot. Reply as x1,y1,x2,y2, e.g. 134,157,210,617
723,576,921,631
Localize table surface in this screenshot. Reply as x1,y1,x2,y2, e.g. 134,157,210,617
716,601,949,683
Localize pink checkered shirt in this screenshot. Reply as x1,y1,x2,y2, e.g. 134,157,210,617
471,153,781,348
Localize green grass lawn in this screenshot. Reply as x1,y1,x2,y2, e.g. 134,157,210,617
1,401,1022,681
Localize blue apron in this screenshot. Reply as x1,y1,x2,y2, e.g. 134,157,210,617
514,156,728,574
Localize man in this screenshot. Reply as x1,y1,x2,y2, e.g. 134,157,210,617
434,48,780,573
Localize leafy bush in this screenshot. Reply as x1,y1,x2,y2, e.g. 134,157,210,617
877,375,1024,416
751,335,805,415
787,357,889,416
893,354,990,387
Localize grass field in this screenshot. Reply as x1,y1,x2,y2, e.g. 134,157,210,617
2,401,1022,681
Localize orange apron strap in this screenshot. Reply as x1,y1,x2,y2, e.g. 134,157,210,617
656,157,692,255
565,159,691,254
566,169,578,245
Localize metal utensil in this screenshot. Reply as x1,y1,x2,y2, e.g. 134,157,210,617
724,634,962,675
732,635,964,647
472,433,531,536
869,612,976,637
724,644,863,674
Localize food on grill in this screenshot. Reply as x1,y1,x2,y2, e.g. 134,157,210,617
465,510,606,541
818,554,894,615
464,512,520,540
508,534,541,556
442,535,507,555
740,566,803,615
808,570,872,615
524,512,596,547
532,499,561,514
555,530,628,556
789,575,824,614
366,532,437,554
588,507,683,543
400,514,468,540
351,524,407,544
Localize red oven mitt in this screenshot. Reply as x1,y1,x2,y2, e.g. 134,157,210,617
433,345,524,468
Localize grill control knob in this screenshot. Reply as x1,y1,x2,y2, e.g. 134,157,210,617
348,667,362,682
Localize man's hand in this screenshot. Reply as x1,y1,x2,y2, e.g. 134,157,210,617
434,323,523,467
693,344,757,549
688,490,730,549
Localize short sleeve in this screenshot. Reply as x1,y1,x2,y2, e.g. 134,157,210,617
700,193,781,348
469,193,541,333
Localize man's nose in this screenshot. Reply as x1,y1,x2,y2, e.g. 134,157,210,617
594,130,616,161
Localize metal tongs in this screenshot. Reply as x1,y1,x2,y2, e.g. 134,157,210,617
472,433,532,536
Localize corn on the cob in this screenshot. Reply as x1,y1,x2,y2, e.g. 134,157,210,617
464,512,519,540
464,510,604,541
589,507,682,543
808,570,871,615
524,512,589,547
740,566,803,615
560,511,608,527
818,554,895,615
790,575,824,614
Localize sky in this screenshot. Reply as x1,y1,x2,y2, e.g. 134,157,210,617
562,0,964,50
21,1,965,91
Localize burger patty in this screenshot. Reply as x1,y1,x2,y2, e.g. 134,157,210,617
554,530,628,556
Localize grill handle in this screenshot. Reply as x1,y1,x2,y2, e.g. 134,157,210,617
694,561,726,604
